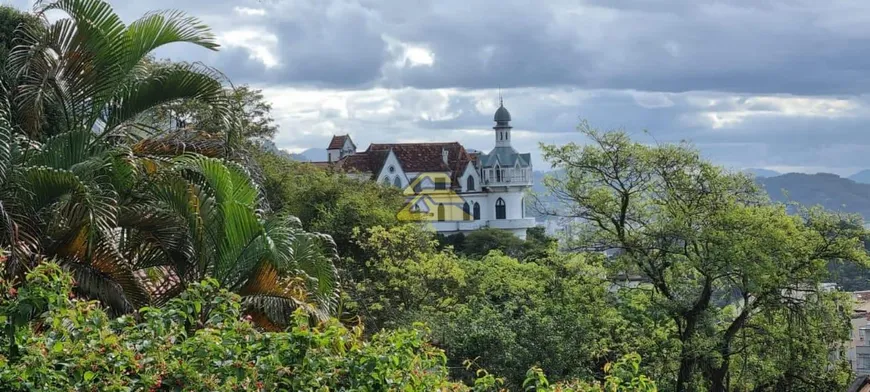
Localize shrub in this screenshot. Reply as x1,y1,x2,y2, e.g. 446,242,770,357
0,262,657,391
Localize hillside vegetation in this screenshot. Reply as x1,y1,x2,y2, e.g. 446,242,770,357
0,2,868,391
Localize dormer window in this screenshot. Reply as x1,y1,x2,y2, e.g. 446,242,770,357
466,175,475,191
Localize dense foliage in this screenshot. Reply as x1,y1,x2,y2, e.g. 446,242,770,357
0,263,657,391
349,225,664,389
0,1,867,391
0,0,339,327
255,150,406,261
438,226,556,261
540,122,867,391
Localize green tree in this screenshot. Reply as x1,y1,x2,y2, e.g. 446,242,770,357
0,0,340,324
541,122,868,391
353,224,655,389
126,155,340,324
0,6,65,138
0,0,224,307
449,226,556,261
149,83,277,140
255,150,406,260
461,227,526,259
350,224,466,332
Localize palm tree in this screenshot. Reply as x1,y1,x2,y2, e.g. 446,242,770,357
8,0,227,141
0,0,340,322
0,0,225,312
124,155,339,324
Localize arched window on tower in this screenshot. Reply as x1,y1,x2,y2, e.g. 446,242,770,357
463,202,470,221
467,175,475,191
495,165,501,182
495,198,506,220
393,177,401,188
437,203,445,221
473,202,480,220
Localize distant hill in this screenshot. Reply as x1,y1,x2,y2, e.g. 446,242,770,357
530,169,870,222
257,140,308,161
743,168,781,178
849,170,870,184
300,148,327,162
758,172,870,219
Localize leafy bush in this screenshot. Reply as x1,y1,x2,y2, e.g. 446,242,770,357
0,262,657,391
0,263,457,391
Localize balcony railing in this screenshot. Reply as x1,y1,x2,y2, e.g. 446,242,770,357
482,167,532,186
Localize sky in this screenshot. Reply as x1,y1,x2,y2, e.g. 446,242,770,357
7,0,870,175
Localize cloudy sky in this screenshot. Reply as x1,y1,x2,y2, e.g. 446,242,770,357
8,0,870,175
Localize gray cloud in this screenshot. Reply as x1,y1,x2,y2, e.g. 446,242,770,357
110,0,870,95
12,0,870,175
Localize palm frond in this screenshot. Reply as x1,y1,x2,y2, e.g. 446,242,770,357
28,129,97,170
214,201,267,288
117,204,191,270
24,166,118,238
240,263,328,325
126,10,218,61
58,235,151,313
104,63,226,134
132,129,228,158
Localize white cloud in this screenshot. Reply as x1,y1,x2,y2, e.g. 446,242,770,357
383,35,435,68
217,29,280,68
233,7,266,16
690,95,860,129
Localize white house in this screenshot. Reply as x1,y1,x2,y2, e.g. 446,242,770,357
316,100,536,239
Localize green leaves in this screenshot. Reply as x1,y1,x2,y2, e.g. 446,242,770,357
0,263,468,391
541,122,866,390
10,0,224,139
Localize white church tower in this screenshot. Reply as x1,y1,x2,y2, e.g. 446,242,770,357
472,98,535,238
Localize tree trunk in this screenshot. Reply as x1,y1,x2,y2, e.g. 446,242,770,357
710,362,729,392
675,317,698,392
676,355,695,392
676,277,714,392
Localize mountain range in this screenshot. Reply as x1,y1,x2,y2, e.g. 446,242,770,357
531,169,870,222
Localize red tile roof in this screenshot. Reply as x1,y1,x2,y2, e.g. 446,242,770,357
367,143,451,172
332,142,472,186
335,149,390,175
328,135,350,150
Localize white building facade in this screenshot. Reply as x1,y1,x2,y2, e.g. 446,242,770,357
318,101,536,239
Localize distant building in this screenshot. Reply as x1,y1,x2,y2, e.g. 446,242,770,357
313,100,535,239
850,291,870,375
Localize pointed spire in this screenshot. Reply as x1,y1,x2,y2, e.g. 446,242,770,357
498,85,503,107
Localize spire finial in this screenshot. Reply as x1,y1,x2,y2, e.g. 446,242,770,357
498,86,503,107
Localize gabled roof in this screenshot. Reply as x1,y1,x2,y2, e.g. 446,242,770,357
479,146,531,168
331,142,472,186
335,149,389,175
327,135,351,150
367,142,472,186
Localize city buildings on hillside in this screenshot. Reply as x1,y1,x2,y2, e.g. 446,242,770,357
313,100,535,239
